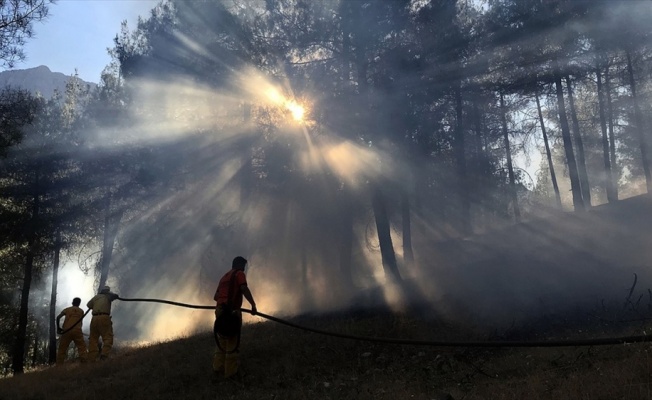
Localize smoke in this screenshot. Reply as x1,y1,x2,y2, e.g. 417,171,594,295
44,0,652,346
71,67,403,343
44,82,642,349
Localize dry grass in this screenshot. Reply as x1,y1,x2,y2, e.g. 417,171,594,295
2,311,652,400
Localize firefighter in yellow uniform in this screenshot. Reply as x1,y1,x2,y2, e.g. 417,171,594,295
56,297,88,364
87,286,119,361
213,256,257,379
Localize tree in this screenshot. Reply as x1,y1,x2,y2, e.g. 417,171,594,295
485,0,590,211
412,0,476,234
585,0,652,195
499,92,520,221
3,73,92,373
0,0,53,68
565,75,591,206
535,90,562,208
1,93,76,374
0,90,40,374
625,50,652,193
594,59,617,203
45,74,92,364
0,88,41,156
82,84,172,292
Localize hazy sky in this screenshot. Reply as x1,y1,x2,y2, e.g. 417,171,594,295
12,0,159,83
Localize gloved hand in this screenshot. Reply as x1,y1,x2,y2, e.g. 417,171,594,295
251,305,258,316
57,328,63,335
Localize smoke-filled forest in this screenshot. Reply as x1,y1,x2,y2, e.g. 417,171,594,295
2,0,652,379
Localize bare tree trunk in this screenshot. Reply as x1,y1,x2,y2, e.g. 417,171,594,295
31,328,38,367
565,76,591,206
337,9,354,290
400,190,414,268
535,91,562,209
554,69,585,212
454,84,471,235
372,186,401,283
98,194,124,291
605,62,618,197
48,231,62,364
626,50,652,193
13,190,40,375
472,98,487,227
472,99,484,157
595,64,617,203
500,93,521,221
352,30,401,284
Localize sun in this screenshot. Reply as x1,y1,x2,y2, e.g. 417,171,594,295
287,101,305,122
263,87,307,123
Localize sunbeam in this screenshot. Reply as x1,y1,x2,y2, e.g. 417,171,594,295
10,0,652,359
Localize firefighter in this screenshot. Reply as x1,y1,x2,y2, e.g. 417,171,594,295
87,285,119,361
55,297,88,365
212,256,257,380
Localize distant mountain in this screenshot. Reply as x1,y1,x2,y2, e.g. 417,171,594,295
0,65,96,99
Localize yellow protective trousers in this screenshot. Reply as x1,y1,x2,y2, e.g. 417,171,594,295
213,335,240,378
212,308,241,378
88,315,114,361
56,330,87,365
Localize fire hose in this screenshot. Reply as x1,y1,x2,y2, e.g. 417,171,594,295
115,296,652,348
57,309,91,336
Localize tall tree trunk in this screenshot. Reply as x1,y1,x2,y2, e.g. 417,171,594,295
352,33,400,284
454,84,471,235
554,69,584,212
31,328,38,367
472,98,484,158
535,91,562,209
595,64,617,203
337,3,354,284
337,7,354,289
605,62,618,197
472,98,488,228
48,231,62,364
625,50,652,193
400,190,414,268
13,190,40,374
372,185,401,283
500,93,521,221
565,76,591,206
98,194,124,291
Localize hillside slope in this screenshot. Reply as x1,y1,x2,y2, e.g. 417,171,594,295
406,194,652,329
1,311,652,400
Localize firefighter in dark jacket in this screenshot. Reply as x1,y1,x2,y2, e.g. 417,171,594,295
213,256,257,379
